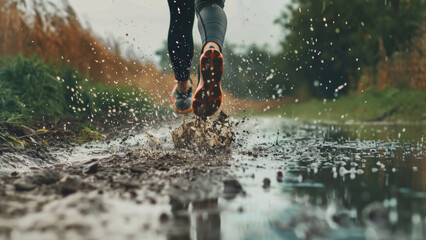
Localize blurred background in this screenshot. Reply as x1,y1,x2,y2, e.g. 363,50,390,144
0,0,425,123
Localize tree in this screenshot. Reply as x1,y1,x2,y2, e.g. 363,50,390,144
276,0,425,98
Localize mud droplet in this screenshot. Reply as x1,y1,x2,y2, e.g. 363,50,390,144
263,178,271,189
159,213,169,223
277,171,283,182
223,179,243,199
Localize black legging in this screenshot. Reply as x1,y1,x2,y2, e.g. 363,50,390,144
167,0,227,82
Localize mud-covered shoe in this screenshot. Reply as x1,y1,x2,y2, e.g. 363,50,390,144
170,79,193,114
192,46,224,117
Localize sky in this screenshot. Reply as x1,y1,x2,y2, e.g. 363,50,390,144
68,0,290,63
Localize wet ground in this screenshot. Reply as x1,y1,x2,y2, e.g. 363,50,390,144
0,115,425,240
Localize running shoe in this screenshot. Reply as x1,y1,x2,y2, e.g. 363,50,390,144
192,46,224,117
170,79,193,114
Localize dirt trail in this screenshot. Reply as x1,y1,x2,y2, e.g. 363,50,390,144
1,116,425,239
0,114,240,239
0,149,235,239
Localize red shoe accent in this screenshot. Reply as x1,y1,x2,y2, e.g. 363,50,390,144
170,84,193,114
192,49,224,117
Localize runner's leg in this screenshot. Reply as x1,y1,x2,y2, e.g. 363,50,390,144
168,0,195,114
167,0,195,83
195,0,227,52
192,0,227,116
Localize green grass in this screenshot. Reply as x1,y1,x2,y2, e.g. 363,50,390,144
270,88,426,122
0,54,158,146
0,54,155,122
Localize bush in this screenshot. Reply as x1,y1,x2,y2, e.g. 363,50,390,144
0,55,67,118
0,54,154,121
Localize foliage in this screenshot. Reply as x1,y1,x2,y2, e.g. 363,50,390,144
0,55,66,118
276,0,425,98
0,132,27,148
71,123,106,142
0,54,154,122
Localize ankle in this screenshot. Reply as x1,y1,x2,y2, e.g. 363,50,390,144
177,80,192,93
203,42,220,53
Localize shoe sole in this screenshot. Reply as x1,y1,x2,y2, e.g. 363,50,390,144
170,84,193,114
193,49,223,117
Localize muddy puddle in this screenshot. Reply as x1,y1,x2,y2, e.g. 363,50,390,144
0,115,425,240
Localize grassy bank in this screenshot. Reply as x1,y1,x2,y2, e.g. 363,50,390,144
271,88,426,122
0,54,157,147
0,54,155,121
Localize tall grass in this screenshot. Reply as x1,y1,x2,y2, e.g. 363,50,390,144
378,25,426,91
0,0,160,87
0,55,66,118
0,54,154,121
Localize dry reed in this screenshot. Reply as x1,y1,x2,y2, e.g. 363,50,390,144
375,26,426,91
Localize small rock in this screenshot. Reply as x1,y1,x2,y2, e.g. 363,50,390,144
130,167,144,174
60,175,82,196
29,170,62,185
15,181,36,191
83,162,99,174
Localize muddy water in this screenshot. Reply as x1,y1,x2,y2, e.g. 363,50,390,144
0,117,425,240
222,119,425,240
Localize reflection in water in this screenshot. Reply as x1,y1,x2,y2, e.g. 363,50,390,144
168,198,221,240
230,120,424,239
192,199,221,240
166,119,424,239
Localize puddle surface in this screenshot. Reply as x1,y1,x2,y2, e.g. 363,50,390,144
1,117,425,240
